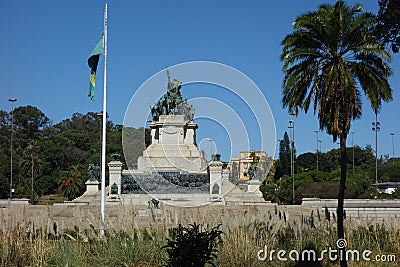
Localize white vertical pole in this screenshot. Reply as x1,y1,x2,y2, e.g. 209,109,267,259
9,98,17,199
100,3,108,237
291,119,295,204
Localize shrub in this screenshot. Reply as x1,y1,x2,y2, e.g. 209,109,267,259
162,223,223,267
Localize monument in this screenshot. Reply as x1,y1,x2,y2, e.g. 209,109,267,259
137,70,206,173
77,69,265,206
121,69,209,199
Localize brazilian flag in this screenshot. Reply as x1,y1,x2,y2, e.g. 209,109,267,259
88,35,104,100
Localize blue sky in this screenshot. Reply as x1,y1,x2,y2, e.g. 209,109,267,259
0,0,399,162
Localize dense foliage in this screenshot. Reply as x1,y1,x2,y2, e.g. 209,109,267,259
0,106,147,200
162,223,223,267
274,132,293,179
261,144,400,204
376,0,400,53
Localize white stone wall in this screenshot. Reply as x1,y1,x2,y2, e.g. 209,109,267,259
302,198,400,220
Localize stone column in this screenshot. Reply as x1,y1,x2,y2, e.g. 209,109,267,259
209,161,223,195
108,160,123,195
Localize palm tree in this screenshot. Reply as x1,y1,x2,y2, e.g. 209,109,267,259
59,165,83,201
21,140,41,202
280,2,392,266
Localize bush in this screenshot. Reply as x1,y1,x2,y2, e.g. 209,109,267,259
296,182,356,202
162,223,223,267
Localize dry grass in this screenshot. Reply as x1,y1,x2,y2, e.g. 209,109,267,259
0,203,399,266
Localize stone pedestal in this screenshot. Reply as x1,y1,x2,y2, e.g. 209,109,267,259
85,180,100,192
108,160,123,194
138,115,207,173
247,179,262,197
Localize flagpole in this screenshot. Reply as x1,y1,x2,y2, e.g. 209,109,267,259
100,3,108,237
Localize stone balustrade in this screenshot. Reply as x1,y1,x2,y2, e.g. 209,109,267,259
302,198,400,220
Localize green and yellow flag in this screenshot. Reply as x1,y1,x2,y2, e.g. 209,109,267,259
88,35,104,100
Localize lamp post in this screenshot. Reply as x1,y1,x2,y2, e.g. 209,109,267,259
390,133,395,165
8,98,17,199
288,112,295,204
314,130,319,171
372,114,380,196
31,149,34,205
351,131,355,173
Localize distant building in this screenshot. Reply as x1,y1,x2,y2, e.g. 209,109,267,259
227,151,267,181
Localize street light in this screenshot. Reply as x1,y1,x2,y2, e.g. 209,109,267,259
8,98,17,199
314,130,319,171
390,133,395,165
372,115,380,196
351,131,355,173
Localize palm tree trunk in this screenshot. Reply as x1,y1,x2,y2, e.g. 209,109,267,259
338,133,347,267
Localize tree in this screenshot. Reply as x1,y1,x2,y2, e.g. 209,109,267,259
276,132,291,179
0,106,148,198
20,141,41,201
0,110,11,198
59,166,83,201
376,0,400,53
280,2,392,266
13,105,50,148
296,152,316,172
122,127,149,168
